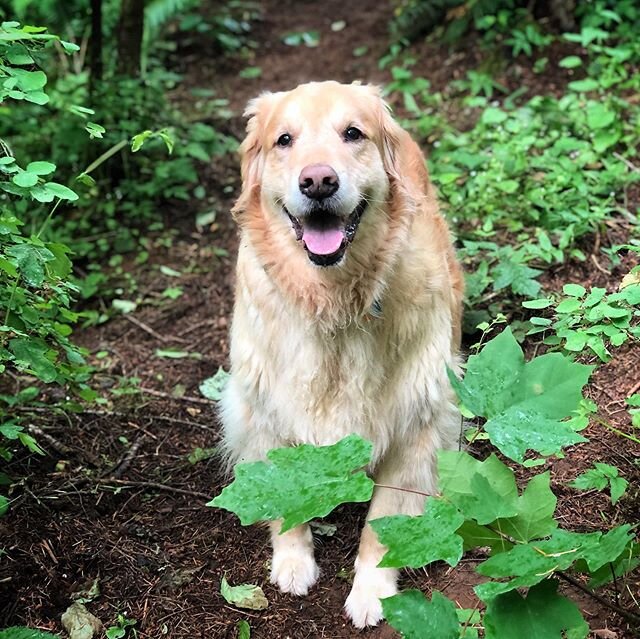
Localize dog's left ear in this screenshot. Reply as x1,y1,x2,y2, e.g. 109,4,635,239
233,92,279,217
368,86,431,202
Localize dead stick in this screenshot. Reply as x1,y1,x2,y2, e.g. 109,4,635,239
95,478,211,500
139,387,213,405
557,571,640,625
25,424,73,456
105,434,146,479
124,314,186,343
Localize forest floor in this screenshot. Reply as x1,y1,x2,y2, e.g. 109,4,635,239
1,1,639,638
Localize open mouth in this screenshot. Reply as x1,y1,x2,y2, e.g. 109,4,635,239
285,200,367,266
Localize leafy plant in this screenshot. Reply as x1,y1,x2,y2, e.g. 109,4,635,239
524,282,640,362
570,462,628,504
449,327,592,464
105,613,137,639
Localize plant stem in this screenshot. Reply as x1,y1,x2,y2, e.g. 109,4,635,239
557,570,640,625
594,415,640,445
3,277,18,326
36,197,62,239
82,138,128,175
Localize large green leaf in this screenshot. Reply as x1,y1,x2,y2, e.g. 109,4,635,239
6,243,55,287
382,590,460,639
450,328,593,462
9,338,57,382
371,498,464,569
493,472,557,543
483,580,588,639
209,435,374,532
438,451,519,524
475,526,635,600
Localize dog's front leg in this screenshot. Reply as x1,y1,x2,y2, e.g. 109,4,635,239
270,520,319,596
344,431,441,628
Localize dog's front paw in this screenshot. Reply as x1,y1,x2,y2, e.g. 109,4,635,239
344,572,397,628
270,549,319,596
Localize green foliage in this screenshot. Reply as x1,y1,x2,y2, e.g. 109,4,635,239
483,580,588,639
570,462,628,505
525,282,640,362
449,327,592,463
0,629,60,639
381,590,460,639
105,613,136,639
371,498,464,568
0,22,94,478
209,435,375,532
199,367,230,401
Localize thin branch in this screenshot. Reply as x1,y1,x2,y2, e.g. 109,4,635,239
123,313,187,343
95,478,211,500
557,571,640,625
374,483,431,497
139,387,213,406
105,434,146,479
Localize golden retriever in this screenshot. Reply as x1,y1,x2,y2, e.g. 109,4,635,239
220,81,463,628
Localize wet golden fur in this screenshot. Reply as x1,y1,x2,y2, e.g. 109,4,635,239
220,81,463,628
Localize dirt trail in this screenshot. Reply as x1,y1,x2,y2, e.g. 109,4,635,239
1,0,639,637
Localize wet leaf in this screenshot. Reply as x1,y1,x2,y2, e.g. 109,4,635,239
220,576,268,610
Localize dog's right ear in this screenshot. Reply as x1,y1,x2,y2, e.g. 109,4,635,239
233,92,278,218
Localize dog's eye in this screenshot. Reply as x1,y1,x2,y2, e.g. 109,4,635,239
276,133,293,147
344,126,364,142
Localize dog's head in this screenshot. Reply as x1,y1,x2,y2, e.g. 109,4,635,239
234,81,411,268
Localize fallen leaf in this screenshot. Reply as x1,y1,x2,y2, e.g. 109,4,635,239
61,602,102,639
220,576,268,610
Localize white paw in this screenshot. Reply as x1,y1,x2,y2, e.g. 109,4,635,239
270,550,319,596
344,572,398,628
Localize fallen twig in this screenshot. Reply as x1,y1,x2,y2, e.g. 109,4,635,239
123,314,187,343
557,570,640,625
139,387,213,405
95,478,211,500
105,434,146,479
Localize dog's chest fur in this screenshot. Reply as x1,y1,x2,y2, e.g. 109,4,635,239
222,240,458,464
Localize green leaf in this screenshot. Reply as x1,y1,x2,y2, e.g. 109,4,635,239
12,171,38,188
26,161,55,176
371,498,464,568
494,472,557,542
199,367,229,401
451,328,592,462
155,348,200,359
568,78,599,92
43,182,79,201
483,580,588,639
236,620,250,639
220,576,268,610
6,243,55,287
522,298,552,309
9,338,57,382
570,463,628,504
586,103,615,130
559,56,582,68
484,408,587,464
382,590,460,639
209,435,374,532
0,628,61,639
0,495,8,517
563,283,586,297
112,299,137,314
438,452,518,524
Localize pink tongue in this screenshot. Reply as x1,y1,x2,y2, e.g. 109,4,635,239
302,227,344,255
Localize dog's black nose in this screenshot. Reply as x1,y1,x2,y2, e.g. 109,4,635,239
299,164,339,200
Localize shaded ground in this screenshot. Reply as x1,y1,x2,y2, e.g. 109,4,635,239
2,1,639,638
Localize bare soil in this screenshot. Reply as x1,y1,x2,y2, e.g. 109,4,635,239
1,1,639,638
